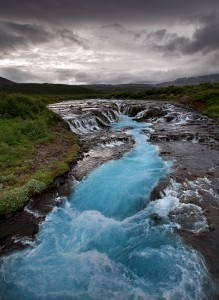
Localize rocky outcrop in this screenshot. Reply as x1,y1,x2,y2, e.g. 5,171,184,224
142,101,219,290
134,107,167,121
120,103,147,117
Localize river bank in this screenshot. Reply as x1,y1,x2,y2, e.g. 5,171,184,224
121,100,219,292
0,99,218,296
0,100,134,256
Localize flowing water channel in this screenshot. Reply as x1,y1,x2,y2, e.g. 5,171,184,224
0,115,214,299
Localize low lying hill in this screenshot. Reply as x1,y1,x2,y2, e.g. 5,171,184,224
0,77,15,85
0,83,96,95
157,74,219,87
0,82,154,97
1,74,219,95
87,84,154,92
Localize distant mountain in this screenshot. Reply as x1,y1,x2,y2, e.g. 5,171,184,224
157,74,219,87
0,73,219,90
86,83,154,93
0,77,15,85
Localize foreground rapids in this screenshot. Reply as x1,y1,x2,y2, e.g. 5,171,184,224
0,100,218,299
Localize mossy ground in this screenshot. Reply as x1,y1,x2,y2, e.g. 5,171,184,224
0,93,79,215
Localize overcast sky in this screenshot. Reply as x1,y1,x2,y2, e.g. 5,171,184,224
0,0,219,84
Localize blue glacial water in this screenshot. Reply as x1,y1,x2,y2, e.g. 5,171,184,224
0,115,214,299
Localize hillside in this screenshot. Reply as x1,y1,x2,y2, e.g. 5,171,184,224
1,74,219,94
0,83,96,95
0,77,15,85
87,83,154,92
157,74,219,87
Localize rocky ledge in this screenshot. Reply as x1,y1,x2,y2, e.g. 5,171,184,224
123,100,219,290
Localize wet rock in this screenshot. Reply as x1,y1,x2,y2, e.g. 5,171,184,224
150,213,163,224
121,104,146,117
135,107,167,121
164,115,175,122
73,131,134,181
147,100,219,290
150,178,169,200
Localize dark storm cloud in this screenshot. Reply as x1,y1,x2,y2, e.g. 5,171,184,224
101,24,134,36
146,30,168,40
57,29,88,49
0,21,87,54
0,0,219,84
153,14,219,55
0,0,218,24
0,22,51,52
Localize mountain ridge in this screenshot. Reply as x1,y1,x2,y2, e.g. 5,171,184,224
157,74,219,87
0,73,219,87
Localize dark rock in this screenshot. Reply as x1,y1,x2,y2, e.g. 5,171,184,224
164,115,175,122
121,104,146,117
151,213,163,224
150,178,169,201
135,108,167,121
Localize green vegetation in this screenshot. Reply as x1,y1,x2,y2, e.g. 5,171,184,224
0,93,79,215
0,83,96,96
0,83,153,96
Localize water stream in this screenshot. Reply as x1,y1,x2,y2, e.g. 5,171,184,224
0,115,214,299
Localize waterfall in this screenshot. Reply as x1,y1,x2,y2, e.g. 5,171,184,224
49,100,120,135
65,109,120,135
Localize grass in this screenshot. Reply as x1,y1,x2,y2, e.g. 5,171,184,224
0,93,79,215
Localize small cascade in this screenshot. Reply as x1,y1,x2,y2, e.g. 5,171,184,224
49,100,120,135
66,109,119,135
120,103,148,116
101,109,120,123
135,109,149,119
67,113,101,135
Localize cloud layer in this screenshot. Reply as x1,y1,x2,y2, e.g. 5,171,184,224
0,0,218,84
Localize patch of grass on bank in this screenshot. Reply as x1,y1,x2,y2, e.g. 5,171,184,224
0,93,79,215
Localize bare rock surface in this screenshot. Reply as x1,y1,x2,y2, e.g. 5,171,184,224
133,100,219,289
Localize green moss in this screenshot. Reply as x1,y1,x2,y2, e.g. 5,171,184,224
0,160,76,215
32,161,69,186
0,179,47,215
0,186,29,215
0,92,80,215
